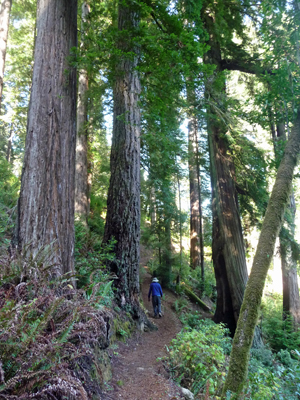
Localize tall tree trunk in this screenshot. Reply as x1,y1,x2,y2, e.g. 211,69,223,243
160,215,172,287
75,2,90,226
187,84,202,272
0,0,12,111
270,110,300,324
223,112,300,398
103,0,141,314
177,174,183,273
12,0,77,279
204,23,248,336
150,185,156,226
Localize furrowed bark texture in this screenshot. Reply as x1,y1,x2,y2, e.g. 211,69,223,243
204,24,248,336
75,2,90,226
222,112,300,398
103,1,141,312
13,0,77,277
0,0,12,111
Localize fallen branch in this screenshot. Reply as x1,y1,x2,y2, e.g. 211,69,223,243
180,283,212,313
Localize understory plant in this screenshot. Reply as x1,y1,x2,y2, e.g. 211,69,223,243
0,248,112,400
75,221,116,304
0,157,19,247
261,294,300,352
167,309,300,399
166,318,231,397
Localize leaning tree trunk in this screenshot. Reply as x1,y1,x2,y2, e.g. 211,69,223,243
12,0,77,279
103,0,141,314
222,112,300,398
75,2,90,226
0,0,12,111
276,121,300,324
204,24,248,336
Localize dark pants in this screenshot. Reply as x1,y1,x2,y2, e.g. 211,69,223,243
152,295,161,316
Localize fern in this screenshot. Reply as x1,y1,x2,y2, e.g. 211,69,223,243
0,246,112,400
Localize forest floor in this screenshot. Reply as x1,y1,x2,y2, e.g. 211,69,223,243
102,267,186,400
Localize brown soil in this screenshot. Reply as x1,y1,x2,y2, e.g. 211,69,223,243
103,268,185,400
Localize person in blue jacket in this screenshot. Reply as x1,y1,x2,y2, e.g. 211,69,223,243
148,277,163,318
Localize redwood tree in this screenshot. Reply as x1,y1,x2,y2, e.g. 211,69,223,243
103,0,141,313
12,0,77,278
75,1,90,226
203,14,248,336
187,84,203,274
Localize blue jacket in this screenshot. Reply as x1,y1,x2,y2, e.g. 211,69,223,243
148,282,163,298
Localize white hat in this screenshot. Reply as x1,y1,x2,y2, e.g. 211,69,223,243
152,277,159,282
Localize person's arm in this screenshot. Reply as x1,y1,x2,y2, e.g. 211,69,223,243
159,284,163,297
148,284,152,301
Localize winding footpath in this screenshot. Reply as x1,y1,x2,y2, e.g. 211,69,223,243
103,269,184,400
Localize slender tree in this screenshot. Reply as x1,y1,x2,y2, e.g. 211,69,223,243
12,0,77,279
222,111,300,398
75,1,90,226
271,115,300,324
102,0,141,313
0,0,12,111
187,84,202,273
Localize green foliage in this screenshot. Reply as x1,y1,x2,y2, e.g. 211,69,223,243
188,262,216,299
166,318,231,396
0,250,112,399
75,222,116,306
0,156,19,245
261,294,300,352
0,0,36,164
88,128,111,236
238,348,300,400
173,297,190,314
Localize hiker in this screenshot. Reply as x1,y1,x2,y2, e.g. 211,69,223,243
148,277,163,318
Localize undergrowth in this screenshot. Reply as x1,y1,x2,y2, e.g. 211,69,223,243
0,157,19,247
168,307,300,399
0,248,113,400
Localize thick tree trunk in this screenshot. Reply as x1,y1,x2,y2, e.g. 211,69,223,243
75,2,90,226
204,29,248,336
0,0,12,111
103,1,141,313
223,112,300,398
12,0,77,279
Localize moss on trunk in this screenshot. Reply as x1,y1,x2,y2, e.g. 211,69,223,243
222,112,300,398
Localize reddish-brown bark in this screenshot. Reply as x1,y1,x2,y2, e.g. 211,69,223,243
13,0,77,278
103,1,141,312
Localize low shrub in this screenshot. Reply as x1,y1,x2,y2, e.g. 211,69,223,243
166,319,231,396
261,295,300,352
75,222,116,305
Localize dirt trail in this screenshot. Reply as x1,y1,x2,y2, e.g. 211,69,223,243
103,269,185,400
